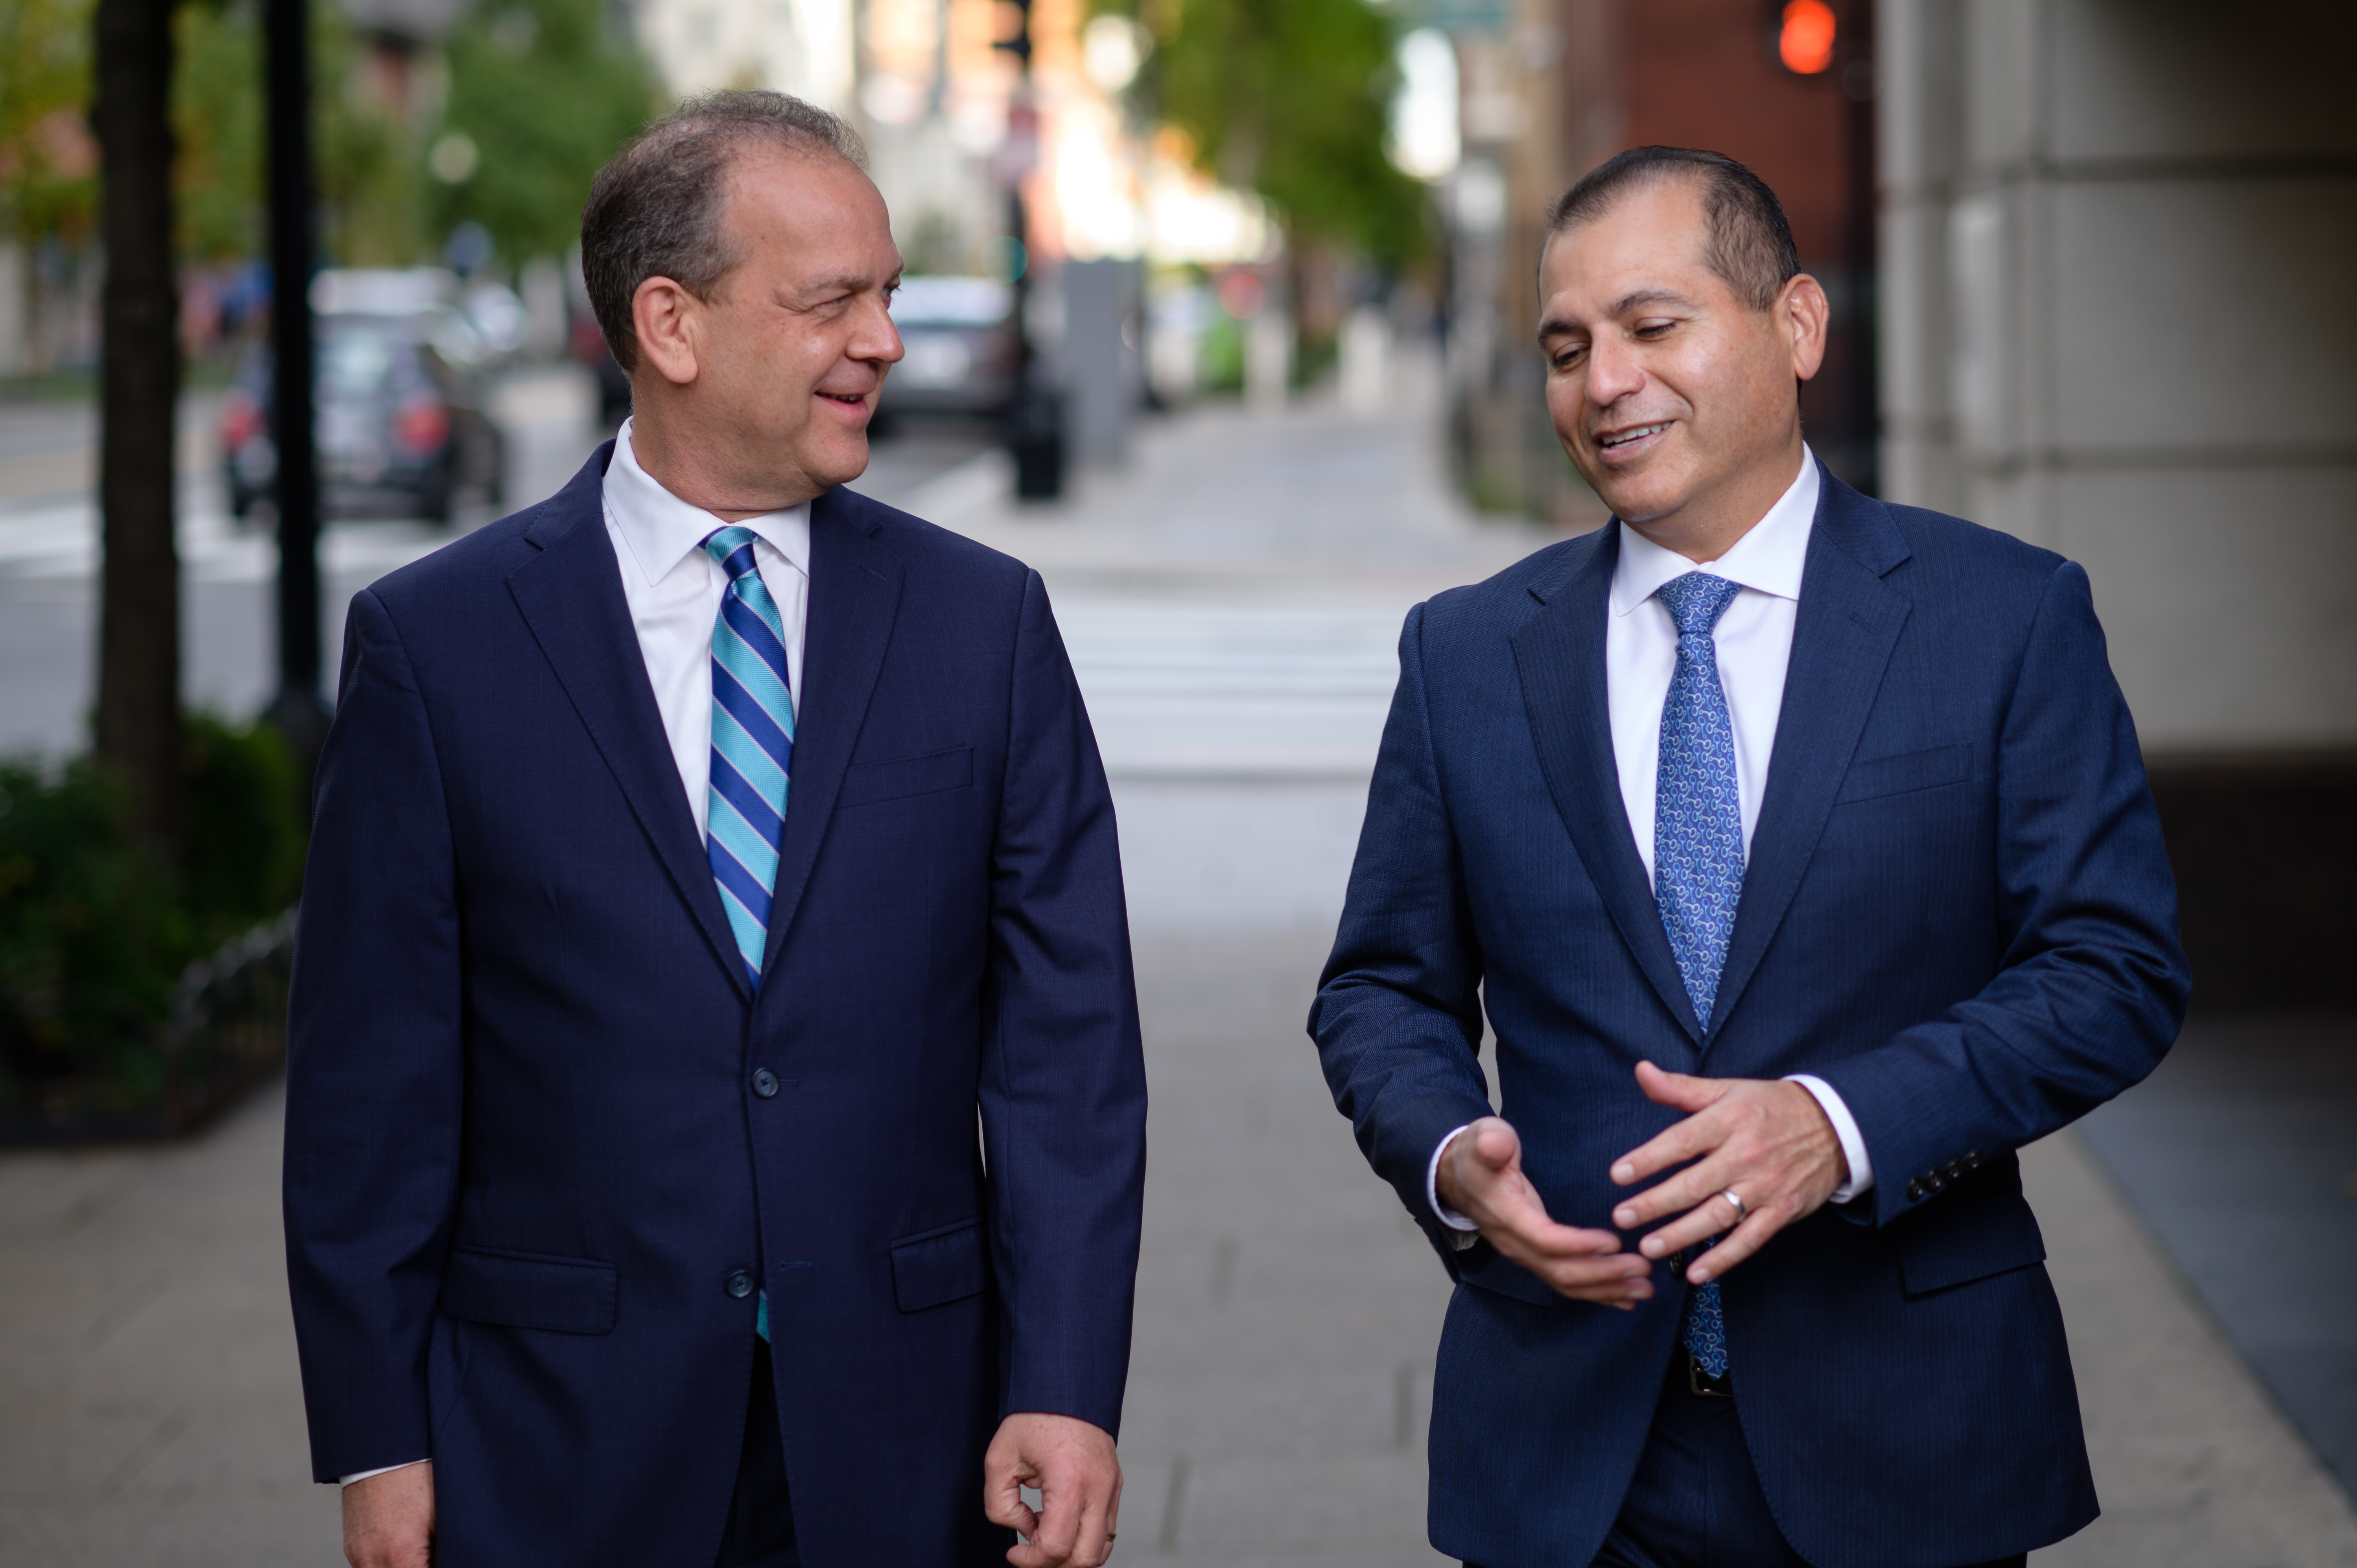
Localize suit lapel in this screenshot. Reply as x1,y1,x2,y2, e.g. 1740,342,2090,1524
1512,524,1705,1045
758,488,905,976
1708,472,1912,1040
507,443,751,1001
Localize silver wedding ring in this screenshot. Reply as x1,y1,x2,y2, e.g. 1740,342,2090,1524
1721,1189,1746,1221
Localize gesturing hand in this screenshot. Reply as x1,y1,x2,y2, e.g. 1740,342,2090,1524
342,1460,433,1568
984,1412,1122,1568
1436,1116,1655,1308
1608,1061,1847,1285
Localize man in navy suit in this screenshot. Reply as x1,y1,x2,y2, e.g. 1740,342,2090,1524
284,92,1144,1568
1311,147,2186,1568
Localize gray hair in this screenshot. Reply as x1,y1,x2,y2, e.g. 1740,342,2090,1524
580,90,868,373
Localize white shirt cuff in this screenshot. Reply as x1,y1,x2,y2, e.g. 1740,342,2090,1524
1786,1074,1873,1203
1427,1123,1480,1232
339,1459,428,1487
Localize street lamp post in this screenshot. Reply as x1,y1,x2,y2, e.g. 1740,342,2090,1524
265,0,329,762
992,0,1065,500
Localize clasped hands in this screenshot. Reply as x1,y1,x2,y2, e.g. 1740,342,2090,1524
1435,1061,1848,1307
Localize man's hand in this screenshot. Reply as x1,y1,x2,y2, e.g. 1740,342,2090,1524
1437,1116,1655,1308
342,1460,433,1568
1608,1061,1847,1285
984,1412,1121,1568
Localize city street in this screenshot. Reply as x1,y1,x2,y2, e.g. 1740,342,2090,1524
2,362,2354,1564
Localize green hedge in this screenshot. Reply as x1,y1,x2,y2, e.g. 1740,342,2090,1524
0,714,307,1119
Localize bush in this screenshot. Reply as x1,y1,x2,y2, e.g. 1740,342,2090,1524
0,714,307,1120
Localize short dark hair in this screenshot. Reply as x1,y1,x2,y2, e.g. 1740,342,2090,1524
580,90,867,373
1545,146,1799,312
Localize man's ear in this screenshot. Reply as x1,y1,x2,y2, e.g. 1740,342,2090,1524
1780,273,1831,384
632,276,703,388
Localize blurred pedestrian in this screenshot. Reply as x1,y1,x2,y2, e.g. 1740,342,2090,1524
284,90,1142,1568
1312,147,2187,1568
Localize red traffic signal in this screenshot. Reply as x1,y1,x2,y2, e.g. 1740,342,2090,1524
1779,0,1837,74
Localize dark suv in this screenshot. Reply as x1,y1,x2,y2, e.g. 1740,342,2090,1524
221,270,507,525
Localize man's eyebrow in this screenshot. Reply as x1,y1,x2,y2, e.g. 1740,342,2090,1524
1537,288,1701,341
793,272,883,299
1608,287,1698,317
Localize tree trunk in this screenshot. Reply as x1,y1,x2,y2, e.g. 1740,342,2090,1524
91,0,182,845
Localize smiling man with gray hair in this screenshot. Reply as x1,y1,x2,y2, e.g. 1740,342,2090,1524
284,91,1143,1568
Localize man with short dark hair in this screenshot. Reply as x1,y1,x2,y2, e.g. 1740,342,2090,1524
285,91,1142,1568
1312,146,2186,1567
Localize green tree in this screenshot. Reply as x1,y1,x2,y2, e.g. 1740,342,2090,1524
172,0,260,261
429,0,655,264
1109,0,1426,268
0,0,98,249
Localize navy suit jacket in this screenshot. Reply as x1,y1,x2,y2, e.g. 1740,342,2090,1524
284,444,1147,1567
1310,468,2187,1568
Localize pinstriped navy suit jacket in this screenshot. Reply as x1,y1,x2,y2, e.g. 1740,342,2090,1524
283,443,1146,1566
1311,466,2187,1568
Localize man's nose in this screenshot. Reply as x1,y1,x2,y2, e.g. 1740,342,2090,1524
1585,335,1645,407
858,304,905,366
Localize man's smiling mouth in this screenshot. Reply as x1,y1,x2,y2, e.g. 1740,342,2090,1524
1598,421,1671,451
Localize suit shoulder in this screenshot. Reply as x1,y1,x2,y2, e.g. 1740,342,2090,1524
1883,502,2072,594
831,485,1032,597
364,501,547,613
1419,530,1600,633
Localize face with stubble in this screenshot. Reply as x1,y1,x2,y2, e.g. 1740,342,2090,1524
1536,176,1828,561
627,146,905,516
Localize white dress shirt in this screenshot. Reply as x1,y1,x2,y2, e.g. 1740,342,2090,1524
1428,450,1872,1237
604,417,810,832
339,419,811,1487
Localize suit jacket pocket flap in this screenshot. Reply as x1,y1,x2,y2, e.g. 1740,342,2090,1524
1837,743,1973,803
841,746,973,808
1894,1195,2047,1296
890,1219,988,1312
441,1247,618,1334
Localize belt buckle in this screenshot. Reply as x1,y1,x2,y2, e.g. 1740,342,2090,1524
1686,1349,1733,1398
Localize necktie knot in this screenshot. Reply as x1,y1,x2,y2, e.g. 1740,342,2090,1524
702,525,763,581
1655,571,1743,637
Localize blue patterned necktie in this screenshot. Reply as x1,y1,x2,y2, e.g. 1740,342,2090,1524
1653,570,1745,1381
702,526,795,993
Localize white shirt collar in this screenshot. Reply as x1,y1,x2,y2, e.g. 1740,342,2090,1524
1609,448,1820,618
603,416,812,587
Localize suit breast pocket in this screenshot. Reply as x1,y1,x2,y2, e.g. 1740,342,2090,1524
839,746,973,809
1837,742,1973,804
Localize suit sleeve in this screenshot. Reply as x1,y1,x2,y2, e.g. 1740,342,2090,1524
1816,560,2191,1226
1308,602,1495,1262
979,569,1148,1437
282,590,464,1483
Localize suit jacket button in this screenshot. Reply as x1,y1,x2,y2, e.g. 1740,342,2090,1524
1906,1179,1925,1202
725,1269,756,1299
751,1069,780,1099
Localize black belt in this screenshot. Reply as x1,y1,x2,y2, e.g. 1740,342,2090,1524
1678,1347,1733,1398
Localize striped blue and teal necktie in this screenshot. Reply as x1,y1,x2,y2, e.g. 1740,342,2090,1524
702,526,794,993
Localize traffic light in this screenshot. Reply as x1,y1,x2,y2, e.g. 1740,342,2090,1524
1777,0,1837,75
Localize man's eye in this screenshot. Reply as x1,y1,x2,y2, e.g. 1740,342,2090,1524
1635,321,1673,338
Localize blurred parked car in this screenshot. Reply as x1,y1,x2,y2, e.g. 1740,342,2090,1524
877,275,1019,421
220,268,512,525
